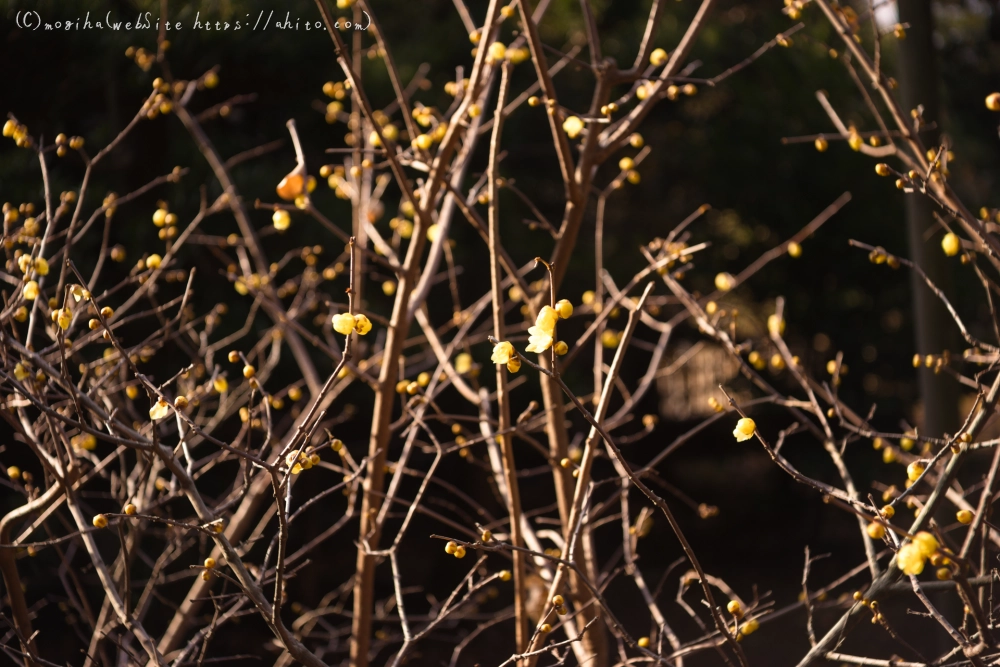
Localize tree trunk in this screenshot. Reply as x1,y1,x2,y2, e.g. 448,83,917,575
896,0,958,438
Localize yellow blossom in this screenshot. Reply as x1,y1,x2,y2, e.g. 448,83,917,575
555,299,573,319
488,42,507,61
526,305,558,353
273,209,291,231
733,417,756,442
562,116,584,139
492,341,515,364
897,542,925,575
332,313,357,335
912,531,938,558
941,232,960,257
23,280,39,300
354,313,372,335
149,399,171,420
56,308,72,330
767,314,785,336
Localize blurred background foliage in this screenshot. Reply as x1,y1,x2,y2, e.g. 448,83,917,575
3,0,1000,663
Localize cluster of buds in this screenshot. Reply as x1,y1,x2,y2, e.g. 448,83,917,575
912,350,950,374
2,119,33,148
396,372,432,395
142,77,177,119
647,235,695,276
332,312,373,336
783,0,806,19
124,45,157,72
551,594,568,616
152,200,180,239
444,78,471,97
201,556,217,581
276,167,317,210
286,448,321,474
867,246,901,268
443,540,467,558
53,132,84,157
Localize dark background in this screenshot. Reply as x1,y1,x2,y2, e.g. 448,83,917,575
3,0,1000,664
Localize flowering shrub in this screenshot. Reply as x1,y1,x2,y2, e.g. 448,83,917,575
3,1,1000,666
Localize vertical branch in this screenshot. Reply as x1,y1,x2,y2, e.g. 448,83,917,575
487,61,529,657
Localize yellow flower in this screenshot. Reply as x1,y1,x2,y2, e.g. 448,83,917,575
488,42,507,61
767,314,785,336
56,308,72,331
491,341,515,364
714,273,734,292
906,461,924,482
912,531,938,558
332,312,357,335
149,399,171,420
455,353,473,374
71,433,97,450
650,48,668,66
897,542,925,575
92,514,108,529
213,376,228,393
34,257,49,276
507,358,521,373
23,280,39,300
536,306,558,332
562,116,584,139
957,509,974,524
555,299,573,319
509,47,530,64
273,209,291,231
941,232,960,257
413,134,433,151
526,306,558,353
733,417,756,442
354,313,372,335
146,254,162,270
